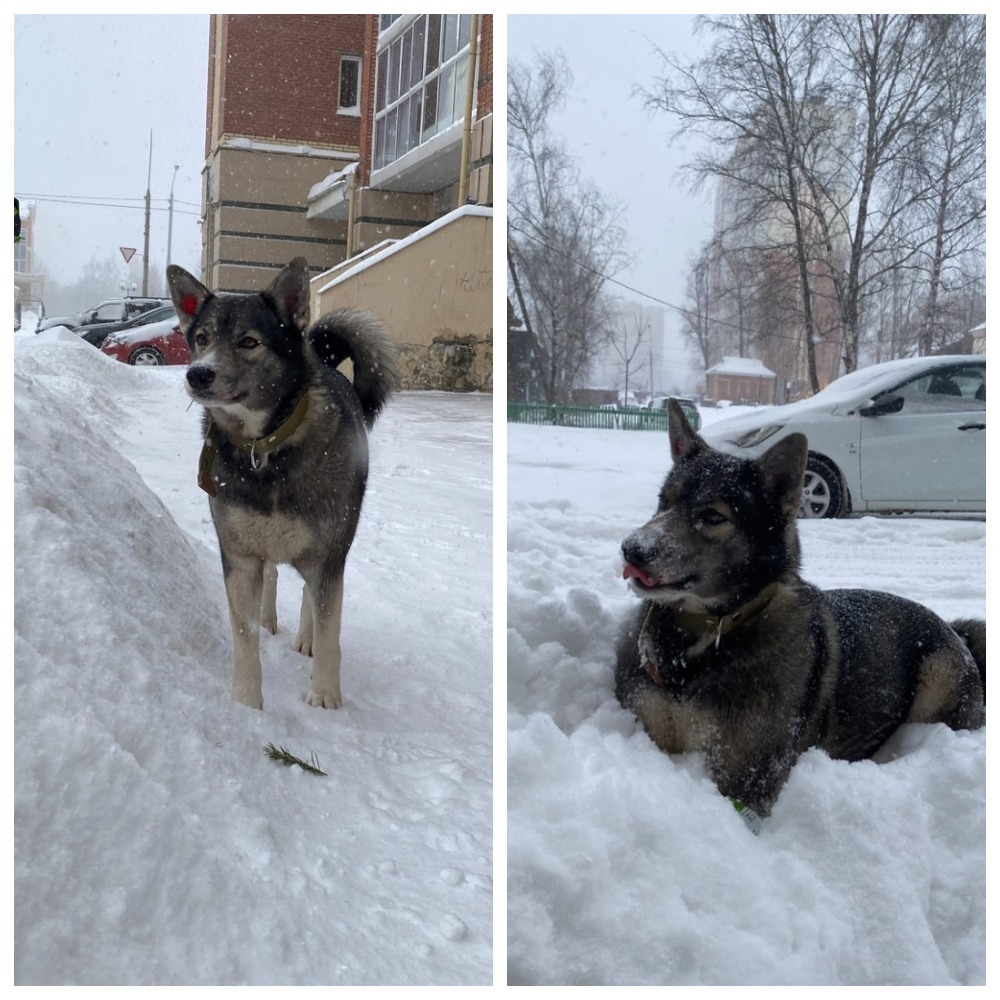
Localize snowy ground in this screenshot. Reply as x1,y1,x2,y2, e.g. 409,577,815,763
14,328,492,985
507,409,986,986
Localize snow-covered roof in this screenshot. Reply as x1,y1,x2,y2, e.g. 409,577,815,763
706,356,776,378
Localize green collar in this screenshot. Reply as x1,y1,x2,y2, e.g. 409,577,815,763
197,392,310,497
639,581,780,685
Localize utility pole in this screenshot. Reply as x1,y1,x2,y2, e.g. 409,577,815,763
167,164,180,267
142,129,152,296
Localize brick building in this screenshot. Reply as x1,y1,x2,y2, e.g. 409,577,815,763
704,356,777,406
201,14,493,390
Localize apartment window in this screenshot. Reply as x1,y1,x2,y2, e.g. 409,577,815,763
338,56,361,115
373,13,473,171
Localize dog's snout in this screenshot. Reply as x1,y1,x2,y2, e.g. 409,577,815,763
187,365,216,392
622,533,657,568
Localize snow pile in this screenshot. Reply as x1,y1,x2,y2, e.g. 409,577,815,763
14,335,492,985
507,418,985,986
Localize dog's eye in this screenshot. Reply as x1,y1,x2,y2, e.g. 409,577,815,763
194,332,209,348
239,337,260,351
699,507,728,527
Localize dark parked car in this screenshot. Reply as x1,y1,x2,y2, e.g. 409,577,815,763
646,394,702,431
76,303,179,347
36,296,168,333
100,316,190,366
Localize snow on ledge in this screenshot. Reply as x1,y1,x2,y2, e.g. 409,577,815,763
219,136,359,161
308,161,359,201
314,204,493,294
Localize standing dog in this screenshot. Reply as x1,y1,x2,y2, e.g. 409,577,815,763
167,258,398,710
616,400,985,823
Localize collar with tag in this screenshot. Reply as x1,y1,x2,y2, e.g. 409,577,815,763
197,392,310,497
638,581,780,685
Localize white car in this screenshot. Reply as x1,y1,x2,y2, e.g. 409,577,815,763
702,355,986,518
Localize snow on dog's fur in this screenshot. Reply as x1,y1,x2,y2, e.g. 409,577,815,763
615,400,986,822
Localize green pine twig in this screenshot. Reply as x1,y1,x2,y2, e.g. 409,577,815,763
263,742,328,776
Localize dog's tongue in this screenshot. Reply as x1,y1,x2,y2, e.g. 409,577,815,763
622,563,660,588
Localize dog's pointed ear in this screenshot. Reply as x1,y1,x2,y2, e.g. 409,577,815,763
668,398,703,464
263,257,311,332
756,433,808,520
167,264,212,335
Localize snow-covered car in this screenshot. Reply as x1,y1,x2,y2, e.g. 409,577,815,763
36,296,167,334
702,355,986,518
646,394,702,431
76,303,179,348
100,316,189,366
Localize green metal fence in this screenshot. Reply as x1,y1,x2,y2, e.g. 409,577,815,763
507,402,669,432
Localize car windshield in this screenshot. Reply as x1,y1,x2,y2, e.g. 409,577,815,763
92,304,120,321
128,305,175,326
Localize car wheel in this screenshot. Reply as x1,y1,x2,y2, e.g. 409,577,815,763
799,454,845,519
129,346,164,366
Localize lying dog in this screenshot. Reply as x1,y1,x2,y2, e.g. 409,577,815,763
615,399,985,825
167,258,397,710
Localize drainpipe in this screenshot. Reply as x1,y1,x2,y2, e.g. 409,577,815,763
346,164,358,258
457,14,480,207
210,15,225,153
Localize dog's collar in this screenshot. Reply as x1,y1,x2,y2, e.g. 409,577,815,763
638,582,780,685
197,392,310,497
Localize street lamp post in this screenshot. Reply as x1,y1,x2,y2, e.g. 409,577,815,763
142,129,152,296
167,164,180,268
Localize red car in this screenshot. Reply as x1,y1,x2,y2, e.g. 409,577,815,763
100,316,190,366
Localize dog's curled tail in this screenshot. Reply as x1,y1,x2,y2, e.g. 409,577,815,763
308,309,400,427
950,617,986,697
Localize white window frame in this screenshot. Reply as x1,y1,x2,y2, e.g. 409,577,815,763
338,55,362,116
372,14,474,172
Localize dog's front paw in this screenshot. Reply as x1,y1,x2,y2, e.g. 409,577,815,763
306,687,343,709
294,632,314,656
233,686,264,710
261,614,278,636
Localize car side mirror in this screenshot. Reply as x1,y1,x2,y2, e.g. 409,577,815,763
859,393,904,417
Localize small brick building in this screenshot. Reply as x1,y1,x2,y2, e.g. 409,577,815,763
705,356,777,405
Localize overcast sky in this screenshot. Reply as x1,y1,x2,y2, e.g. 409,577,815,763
14,14,210,295
12,12,716,330
507,14,715,353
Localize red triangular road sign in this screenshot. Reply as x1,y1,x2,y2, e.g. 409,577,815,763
120,247,137,263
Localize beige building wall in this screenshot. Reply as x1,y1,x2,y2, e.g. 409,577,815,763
204,145,356,292
313,207,492,392
350,188,436,254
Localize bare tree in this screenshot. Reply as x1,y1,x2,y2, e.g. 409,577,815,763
900,16,986,354
606,307,650,403
679,242,716,372
508,50,631,403
640,14,986,389
641,15,840,390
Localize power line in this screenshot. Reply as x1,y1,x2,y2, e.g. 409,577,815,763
509,224,683,315
509,225,835,348
16,193,201,217
18,193,147,204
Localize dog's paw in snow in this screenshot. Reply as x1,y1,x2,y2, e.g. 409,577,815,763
307,688,343,710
